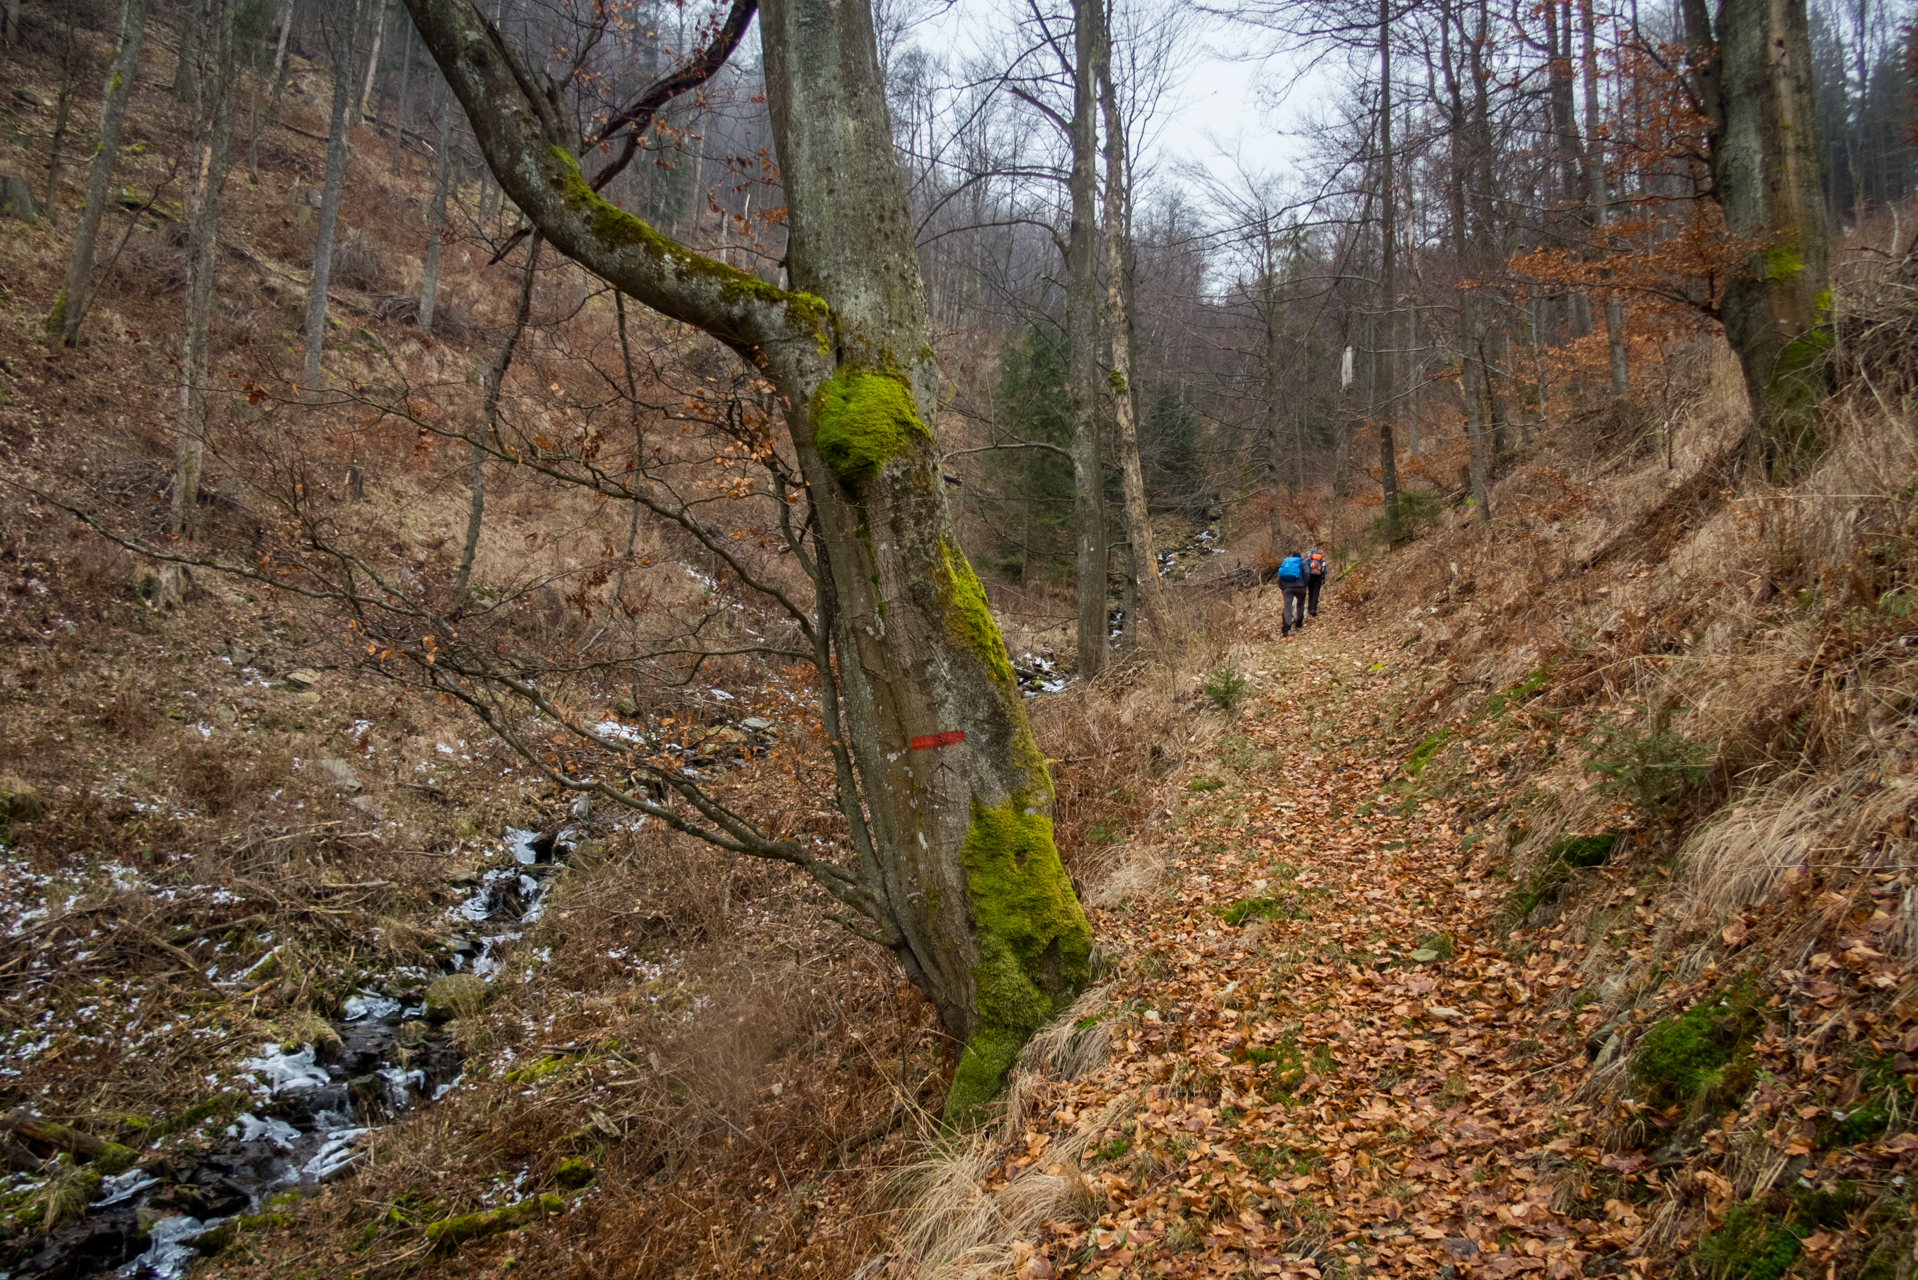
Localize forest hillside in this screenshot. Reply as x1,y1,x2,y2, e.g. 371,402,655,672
3,0,1918,1276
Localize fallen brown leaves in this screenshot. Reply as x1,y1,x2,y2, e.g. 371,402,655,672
956,619,1918,1280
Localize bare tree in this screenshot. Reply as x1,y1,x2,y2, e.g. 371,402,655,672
48,0,151,347
168,0,241,549
303,0,362,398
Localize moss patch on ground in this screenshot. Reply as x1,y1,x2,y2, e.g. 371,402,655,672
1630,983,1763,1110
944,799,1093,1128
425,1193,564,1252
1402,730,1450,777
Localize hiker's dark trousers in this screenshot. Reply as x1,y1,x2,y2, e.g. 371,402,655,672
1281,583,1307,632
1307,574,1324,616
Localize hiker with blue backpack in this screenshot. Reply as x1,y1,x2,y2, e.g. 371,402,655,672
1275,550,1309,637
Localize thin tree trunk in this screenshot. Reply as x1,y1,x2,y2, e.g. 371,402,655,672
1442,0,1490,523
2,0,19,47
1263,258,1285,556
173,0,199,101
357,0,386,121
268,0,293,119
170,0,239,543
303,0,358,398
1094,0,1161,636
51,0,149,347
44,35,79,217
1581,0,1628,399
1375,0,1399,541
1463,321,1492,523
391,16,415,174
1532,293,1552,434
418,84,453,333
588,288,646,650
453,234,538,609
1067,0,1105,676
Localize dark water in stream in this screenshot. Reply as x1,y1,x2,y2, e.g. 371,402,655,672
5,825,577,1280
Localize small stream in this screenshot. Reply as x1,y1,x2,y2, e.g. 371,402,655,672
8,825,582,1280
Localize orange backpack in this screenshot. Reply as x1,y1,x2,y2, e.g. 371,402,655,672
1306,550,1326,576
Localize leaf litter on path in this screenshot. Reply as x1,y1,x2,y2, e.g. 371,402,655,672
973,616,1918,1280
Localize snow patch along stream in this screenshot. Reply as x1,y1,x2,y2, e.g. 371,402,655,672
11,821,593,1280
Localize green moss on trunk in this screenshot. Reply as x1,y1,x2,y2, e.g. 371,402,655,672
810,366,927,490
943,799,1092,1127
933,539,1015,690
546,146,829,338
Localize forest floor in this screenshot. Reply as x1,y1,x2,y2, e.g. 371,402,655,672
927,591,1918,1280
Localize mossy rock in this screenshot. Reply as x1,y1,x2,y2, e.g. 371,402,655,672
425,1193,563,1251
1834,1098,1891,1145
1551,833,1619,868
1630,984,1762,1110
147,1091,247,1141
552,1157,595,1189
423,973,487,1023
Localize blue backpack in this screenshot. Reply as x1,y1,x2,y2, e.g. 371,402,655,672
1277,555,1304,582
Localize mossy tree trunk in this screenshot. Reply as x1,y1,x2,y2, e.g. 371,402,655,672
1683,0,1831,462
401,0,1092,1125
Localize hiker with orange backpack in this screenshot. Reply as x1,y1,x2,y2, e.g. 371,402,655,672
1305,546,1328,618
1276,550,1308,637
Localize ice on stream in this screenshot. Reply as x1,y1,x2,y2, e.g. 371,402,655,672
237,1044,332,1093
233,1114,302,1149
122,1214,221,1279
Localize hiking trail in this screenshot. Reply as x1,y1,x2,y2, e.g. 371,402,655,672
991,602,1637,1280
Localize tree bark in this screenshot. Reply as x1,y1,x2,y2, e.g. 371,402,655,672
1580,0,1628,399
1442,0,1491,524
1067,0,1106,677
391,14,415,173
173,0,199,101
1093,0,1162,635
402,0,1090,1124
50,0,149,347
268,0,293,119
1375,0,1400,541
303,0,359,398
170,0,239,541
356,0,386,122
418,83,453,333
453,234,537,609
1684,0,1832,456
1262,246,1285,557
